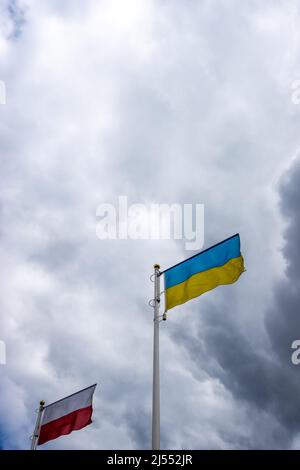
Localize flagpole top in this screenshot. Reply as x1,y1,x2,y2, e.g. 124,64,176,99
154,264,160,270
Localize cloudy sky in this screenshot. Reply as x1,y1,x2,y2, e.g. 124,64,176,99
1,0,300,450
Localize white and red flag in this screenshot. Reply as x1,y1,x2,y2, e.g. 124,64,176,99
37,384,97,446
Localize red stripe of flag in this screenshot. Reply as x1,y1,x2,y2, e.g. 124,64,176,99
38,405,93,445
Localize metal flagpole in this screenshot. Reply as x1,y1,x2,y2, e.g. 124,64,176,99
152,263,161,450
30,400,45,450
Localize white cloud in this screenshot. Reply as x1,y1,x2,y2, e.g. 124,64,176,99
1,0,300,449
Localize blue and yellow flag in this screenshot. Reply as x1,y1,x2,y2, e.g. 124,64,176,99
163,234,245,310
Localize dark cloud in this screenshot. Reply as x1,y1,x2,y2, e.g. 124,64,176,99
7,0,26,39
1,0,300,450
170,157,300,448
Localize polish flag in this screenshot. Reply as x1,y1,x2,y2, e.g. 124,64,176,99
38,384,97,446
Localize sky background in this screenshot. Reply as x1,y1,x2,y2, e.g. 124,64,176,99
1,0,300,450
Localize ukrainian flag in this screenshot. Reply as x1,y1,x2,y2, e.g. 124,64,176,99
163,234,245,310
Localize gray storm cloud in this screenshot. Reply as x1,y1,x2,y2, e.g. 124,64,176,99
170,157,300,449
1,0,300,450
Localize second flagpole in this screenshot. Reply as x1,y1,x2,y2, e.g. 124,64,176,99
152,263,161,450
30,400,45,450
